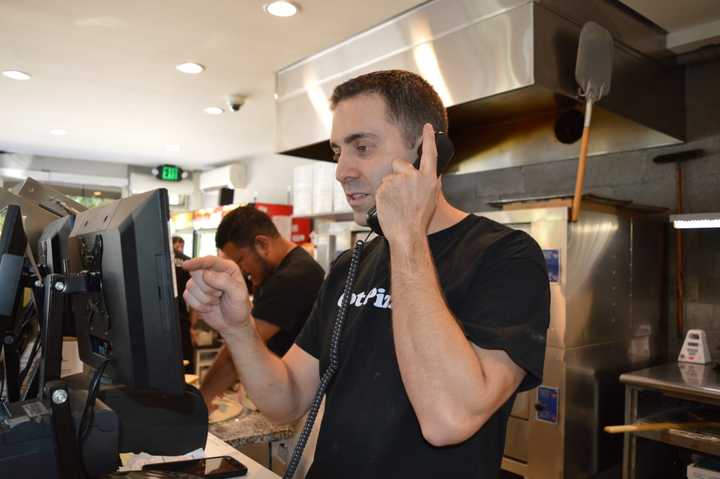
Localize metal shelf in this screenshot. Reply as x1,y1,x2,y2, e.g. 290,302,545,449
634,429,720,457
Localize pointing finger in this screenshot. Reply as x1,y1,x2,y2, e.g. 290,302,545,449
186,276,222,297
203,269,249,305
183,256,239,276
184,289,215,313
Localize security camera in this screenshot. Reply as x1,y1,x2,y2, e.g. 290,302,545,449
227,94,247,112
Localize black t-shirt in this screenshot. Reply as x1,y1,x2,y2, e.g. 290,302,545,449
252,247,325,357
295,214,550,478
174,252,193,363
174,252,191,319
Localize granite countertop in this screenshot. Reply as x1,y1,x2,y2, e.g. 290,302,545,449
209,408,297,448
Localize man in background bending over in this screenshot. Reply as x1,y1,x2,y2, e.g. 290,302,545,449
198,206,324,409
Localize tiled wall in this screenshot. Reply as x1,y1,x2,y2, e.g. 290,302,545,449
443,59,720,358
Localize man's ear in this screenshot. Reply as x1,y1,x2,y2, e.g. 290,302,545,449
253,235,272,257
410,135,423,163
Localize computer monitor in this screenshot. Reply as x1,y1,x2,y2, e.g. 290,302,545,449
0,204,34,402
0,205,28,324
38,215,80,275
0,187,60,260
38,215,81,341
11,177,87,217
70,189,184,395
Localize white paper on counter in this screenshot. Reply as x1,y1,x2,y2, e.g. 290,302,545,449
119,448,205,471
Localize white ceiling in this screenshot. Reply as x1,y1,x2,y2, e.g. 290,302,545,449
2,1,718,171
0,0,425,169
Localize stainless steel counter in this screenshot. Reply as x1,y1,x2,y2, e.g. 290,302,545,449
620,362,720,404
620,362,720,478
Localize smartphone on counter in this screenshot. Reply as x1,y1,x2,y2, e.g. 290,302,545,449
142,456,248,478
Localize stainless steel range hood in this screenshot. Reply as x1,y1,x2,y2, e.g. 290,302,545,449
275,0,685,173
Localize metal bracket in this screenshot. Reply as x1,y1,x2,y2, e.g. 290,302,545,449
44,380,86,479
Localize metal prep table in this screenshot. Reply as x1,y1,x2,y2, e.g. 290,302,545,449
620,362,720,478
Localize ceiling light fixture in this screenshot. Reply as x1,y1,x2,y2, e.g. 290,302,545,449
204,106,224,115
671,212,720,229
50,129,68,136
264,1,299,17
175,63,205,74
2,70,32,80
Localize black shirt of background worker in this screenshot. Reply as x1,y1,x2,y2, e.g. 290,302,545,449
252,247,325,357
295,215,550,479
174,252,193,369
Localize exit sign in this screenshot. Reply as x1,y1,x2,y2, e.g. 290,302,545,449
155,164,184,182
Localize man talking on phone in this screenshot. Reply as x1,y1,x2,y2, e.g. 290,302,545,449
184,70,550,478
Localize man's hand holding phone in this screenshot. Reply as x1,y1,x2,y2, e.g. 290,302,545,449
182,256,252,339
375,123,441,244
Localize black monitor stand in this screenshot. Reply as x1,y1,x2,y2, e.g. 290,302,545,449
1,270,119,479
0,252,41,403
39,271,101,393
40,272,111,479
39,269,208,457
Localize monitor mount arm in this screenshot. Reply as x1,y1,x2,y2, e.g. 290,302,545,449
39,270,105,395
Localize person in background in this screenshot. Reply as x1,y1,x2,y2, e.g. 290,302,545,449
184,70,550,478
173,235,189,261
197,206,325,409
172,236,194,373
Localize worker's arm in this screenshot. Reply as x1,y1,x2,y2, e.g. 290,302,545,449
376,124,545,446
184,256,320,423
199,319,280,407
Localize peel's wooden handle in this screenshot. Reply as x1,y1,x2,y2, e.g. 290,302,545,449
604,421,720,434
571,126,592,222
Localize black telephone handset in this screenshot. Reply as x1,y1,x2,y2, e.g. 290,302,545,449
366,131,455,236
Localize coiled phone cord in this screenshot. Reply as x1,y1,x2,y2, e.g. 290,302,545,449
282,238,367,479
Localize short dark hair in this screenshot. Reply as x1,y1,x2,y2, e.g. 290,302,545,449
215,206,280,249
172,236,184,245
329,70,448,148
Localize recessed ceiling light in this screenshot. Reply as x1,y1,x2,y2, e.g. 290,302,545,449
50,129,68,136
204,106,224,115
264,1,299,17
175,63,205,74
166,144,181,152
2,70,32,80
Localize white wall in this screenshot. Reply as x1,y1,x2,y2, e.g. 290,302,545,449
1,152,127,178
200,154,316,208
237,154,317,205
0,152,129,189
